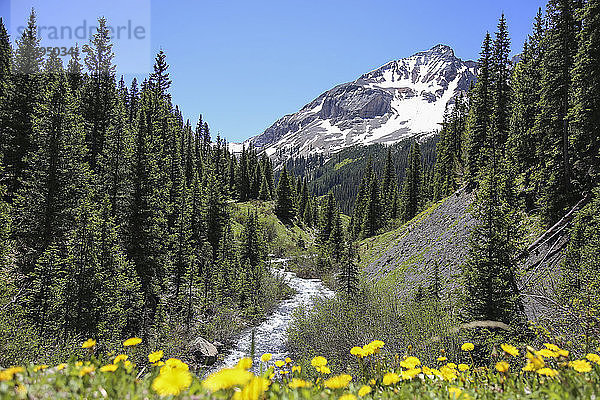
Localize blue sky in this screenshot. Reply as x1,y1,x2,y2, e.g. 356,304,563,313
2,0,546,142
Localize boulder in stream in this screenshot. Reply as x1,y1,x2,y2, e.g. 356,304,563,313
190,337,219,366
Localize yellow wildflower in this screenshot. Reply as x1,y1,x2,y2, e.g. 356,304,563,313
292,365,301,373
148,350,164,363
123,337,142,346
458,363,469,372
163,358,189,372
461,342,474,351
495,361,509,373
382,372,400,385
0,367,25,382
285,357,292,364
275,360,285,368
260,353,272,362
56,363,67,371
114,354,128,364
585,353,600,364
351,346,366,357
536,367,559,377
288,378,312,388
500,344,519,357
100,364,118,372
400,356,421,369
324,374,352,389
537,349,558,358
358,385,372,397
437,356,448,362
422,366,433,375
311,356,328,368
339,394,356,400
557,349,569,357
81,339,96,349
543,343,560,352
153,365,193,396
236,358,253,370
448,387,463,399
202,368,253,392
235,376,270,400
401,368,421,380
440,366,457,381
33,365,48,372
570,359,592,373
525,352,545,370
317,365,331,374
368,378,376,385
446,363,457,369
79,366,95,377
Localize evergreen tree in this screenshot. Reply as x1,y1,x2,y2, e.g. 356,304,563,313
275,165,296,222
534,0,578,225
466,33,493,184
569,0,600,192
0,18,12,164
400,141,422,221
337,242,359,300
6,9,44,197
149,49,172,97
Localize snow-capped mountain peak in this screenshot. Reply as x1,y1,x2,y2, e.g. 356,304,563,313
240,44,477,159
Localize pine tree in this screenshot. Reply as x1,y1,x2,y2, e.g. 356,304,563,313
400,141,422,221
6,9,44,197
149,49,172,97
534,0,579,225
350,158,373,237
82,17,117,175
465,33,493,184
381,147,396,222
361,171,382,238
329,213,344,263
275,165,296,222
570,0,600,192
318,192,337,244
491,14,512,153
337,242,359,300
0,18,12,164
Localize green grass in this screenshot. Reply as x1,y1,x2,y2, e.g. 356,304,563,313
333,158,354,171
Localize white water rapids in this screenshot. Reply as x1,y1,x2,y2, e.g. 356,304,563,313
210,258,333,372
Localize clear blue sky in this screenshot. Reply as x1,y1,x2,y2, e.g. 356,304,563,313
3,0,547,142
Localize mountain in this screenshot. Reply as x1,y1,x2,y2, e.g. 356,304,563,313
243,44,477,160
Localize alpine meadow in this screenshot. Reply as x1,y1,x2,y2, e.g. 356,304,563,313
1,0,600,399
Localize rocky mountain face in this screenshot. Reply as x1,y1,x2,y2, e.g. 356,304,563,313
243,44,477,160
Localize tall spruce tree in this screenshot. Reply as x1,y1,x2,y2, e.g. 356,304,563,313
275,165,296,222
400,141,422,221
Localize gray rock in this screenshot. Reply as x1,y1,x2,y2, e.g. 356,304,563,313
190,337,218,366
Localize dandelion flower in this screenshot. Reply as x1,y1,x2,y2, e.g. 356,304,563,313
56,363,67,371
311,356,328,368
260,353,272,362
461,343,474,351
570,359,592,373
382,372,400,386
237,358,253,370
525,352,545,370
324,374,352,389
536,367,559,377
202,368,253,392
79,366,95,377
153,365,193,396
458,363,469,372
585,353,600,365
114,354,128,364
500,344,519,357
33,365,48,372
401,368,421,380
100,364,118,372
316,366,331,374
164,358,189,371
537,349,558,358
288,378,312,388
0,367,25,382
275,360,285,368
123,337,142,346
236,376,270,400
448,387,463,399
82,339,96,349
437,356,447,362
400,356,421,369
368,378,376,385
292,365,301,374
285,357,292,364
149,350,164,363
351,347,366,357
543,343,560,352
358,385,372,397
440,366,457,381
446,363,457,369
495,361,509,373
339,394,357,400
